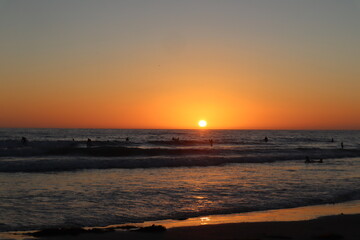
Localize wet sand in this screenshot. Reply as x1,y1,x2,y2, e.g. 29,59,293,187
34,214,360,240
3,201,360,240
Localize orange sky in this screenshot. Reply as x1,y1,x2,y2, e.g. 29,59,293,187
1,1,359,129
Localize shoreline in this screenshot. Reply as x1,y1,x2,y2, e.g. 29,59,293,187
132,199,360,229
2,200,360,240
6,214,360,240
155,214,360,240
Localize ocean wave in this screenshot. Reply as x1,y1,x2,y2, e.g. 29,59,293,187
1,150,360,173
1,137,360,172
1,139,358,157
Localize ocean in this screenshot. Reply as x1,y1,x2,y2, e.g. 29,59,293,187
0,128,359,232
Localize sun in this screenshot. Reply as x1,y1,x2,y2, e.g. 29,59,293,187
198,120,207,128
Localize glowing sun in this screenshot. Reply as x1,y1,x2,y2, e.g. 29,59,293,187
198,120,207,128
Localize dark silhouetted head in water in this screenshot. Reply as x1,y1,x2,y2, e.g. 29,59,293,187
21,137,28,145
264,136,268,142
87,138,92,147
126,137,129,142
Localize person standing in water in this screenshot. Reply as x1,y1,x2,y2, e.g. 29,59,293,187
87,138,92,148
21,137,28,145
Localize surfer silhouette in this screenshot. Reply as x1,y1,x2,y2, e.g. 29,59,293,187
87,138,92,147
21,137,28,145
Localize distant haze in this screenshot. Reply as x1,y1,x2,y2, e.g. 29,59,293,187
1,0,359,129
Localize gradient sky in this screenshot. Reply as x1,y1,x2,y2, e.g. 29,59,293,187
1,0,359,129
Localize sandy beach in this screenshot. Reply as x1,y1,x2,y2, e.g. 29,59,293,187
25,214,359,240
2,200,359,240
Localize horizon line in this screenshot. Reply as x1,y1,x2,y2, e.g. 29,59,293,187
0,127,359,131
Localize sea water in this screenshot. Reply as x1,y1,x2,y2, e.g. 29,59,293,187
0,129,359,232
